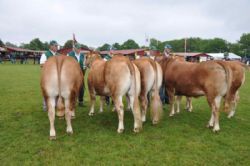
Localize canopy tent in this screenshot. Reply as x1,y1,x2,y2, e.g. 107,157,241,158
0,47,6,52
207,53,241,60
228,53,241,60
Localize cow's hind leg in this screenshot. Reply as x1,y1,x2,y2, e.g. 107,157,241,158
140,93,148,122
228,91,239,119
47,97,56,140
114,96,124,133
207,96,221,132
88,93,96,116
186,97,193,112
99,96,105,113
167,89,175,117
176,96,182,114
64,94,75,135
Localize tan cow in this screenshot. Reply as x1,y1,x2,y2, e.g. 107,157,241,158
132,57,163,124
175,61,247,119
215,60,247,118
86,53,142,133
41,55,83,139
160,56,232,132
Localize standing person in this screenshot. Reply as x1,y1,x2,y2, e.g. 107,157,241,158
0,52,3,64
67,43,86,107
163,44,172,57
159,44,172,104
40,40,59,111
33,53,36,64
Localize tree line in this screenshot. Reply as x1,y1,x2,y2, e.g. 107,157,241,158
0,33,249,56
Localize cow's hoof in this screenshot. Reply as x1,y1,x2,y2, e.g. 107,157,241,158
49,136,56,140
169,113,174,117
66,131,73,135
133,128,140,133
117,128,124,133
152,120,159,125
66,129,73,135
88,112,94,116
206,124,213,129
212,129,220,133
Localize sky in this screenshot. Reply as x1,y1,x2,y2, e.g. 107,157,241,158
0,0,249,47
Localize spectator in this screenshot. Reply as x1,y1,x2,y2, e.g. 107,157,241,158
67,43,86,107
40,40,59,111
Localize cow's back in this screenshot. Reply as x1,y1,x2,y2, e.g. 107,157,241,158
105,56,132,95
164,60,229,97
41,56,60,97
60,56,83,98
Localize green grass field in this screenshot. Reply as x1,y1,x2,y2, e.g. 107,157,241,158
0,62,250,165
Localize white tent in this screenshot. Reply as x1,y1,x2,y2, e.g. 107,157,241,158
207,53,241,60
207,53,224,60
228,53,241,60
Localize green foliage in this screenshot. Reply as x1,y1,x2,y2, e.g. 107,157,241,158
0,63,250,165
63,40,74,49
5,42,17,47
239,33,250,56
20,38,48,50
0,39,4,46
121,39,139,49
98,43,111,51
112,43,122,50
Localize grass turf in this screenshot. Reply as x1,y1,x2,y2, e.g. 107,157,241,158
0,62,249,165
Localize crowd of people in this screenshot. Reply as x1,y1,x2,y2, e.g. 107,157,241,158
0,51,41,64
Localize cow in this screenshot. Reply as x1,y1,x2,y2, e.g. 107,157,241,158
41,55,83,139
132,57,163,124
215,60,247,118
175,61,247,119
86,53,142,133
160,56,232,132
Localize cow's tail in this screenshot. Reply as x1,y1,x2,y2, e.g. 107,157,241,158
55,56,65,117
216,61,233,113
148,59,163,124
127,60,142,131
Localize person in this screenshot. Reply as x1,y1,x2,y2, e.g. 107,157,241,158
163,44,172,57
40,40,59,111
40,40,59,66
0,52,3,64
67,43,86,107
159,44,172,104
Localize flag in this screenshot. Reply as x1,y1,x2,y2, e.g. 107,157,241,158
72,33,77,48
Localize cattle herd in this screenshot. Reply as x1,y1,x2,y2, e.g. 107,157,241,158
40,54,248,140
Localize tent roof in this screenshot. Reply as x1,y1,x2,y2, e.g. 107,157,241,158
207,53,241,59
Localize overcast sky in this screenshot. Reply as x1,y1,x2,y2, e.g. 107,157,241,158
0,0,249,47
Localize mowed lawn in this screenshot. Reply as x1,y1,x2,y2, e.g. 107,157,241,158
0,62,250,165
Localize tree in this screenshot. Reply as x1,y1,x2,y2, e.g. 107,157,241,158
5,42,17,47
149,38,162,51
121,39,139,49
29,38,45,50
20,38,48,50
239,33,250,56
112,43,122,50
0,39,4,46
98,43,111,51
63,40,74,49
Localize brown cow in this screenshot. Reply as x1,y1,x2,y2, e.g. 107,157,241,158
176,61,247,119
86,53,142,133
215,61,247,118
160,56,232,132
41,55,83,139
132,57,163,124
